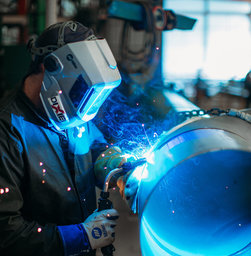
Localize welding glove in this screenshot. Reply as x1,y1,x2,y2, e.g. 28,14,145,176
82,209,119,250
117,170,139,211
94,147,126,187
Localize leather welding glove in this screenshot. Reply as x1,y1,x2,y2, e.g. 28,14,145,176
94,146,126,188
82,209,119,250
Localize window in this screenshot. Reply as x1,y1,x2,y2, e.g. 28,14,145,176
162,0,251,82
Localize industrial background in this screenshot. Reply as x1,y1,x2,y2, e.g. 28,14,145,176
0,0,251,255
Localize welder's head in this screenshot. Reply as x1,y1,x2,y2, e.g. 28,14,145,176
27,21,121,130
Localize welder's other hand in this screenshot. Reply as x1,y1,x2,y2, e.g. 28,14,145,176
82,209,119,250
117,172,138,210
94,147,126,187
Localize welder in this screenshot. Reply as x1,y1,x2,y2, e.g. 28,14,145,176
0,21,133,256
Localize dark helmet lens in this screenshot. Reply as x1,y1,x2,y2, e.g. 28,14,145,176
69,75,89,108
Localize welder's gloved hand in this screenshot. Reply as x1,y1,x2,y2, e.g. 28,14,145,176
117,171,139,211
94,146,126,187
82,209,119,250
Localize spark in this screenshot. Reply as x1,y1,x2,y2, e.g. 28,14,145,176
37,227,42,233
42,180,45,184
0,188,4,194
153,132,158,138
93,88,180,162
5,188,9,193
142,124,152,147
67,187,71,191
39,162,43,166
58,90,63,94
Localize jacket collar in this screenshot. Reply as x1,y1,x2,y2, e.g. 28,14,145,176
17,89,57,131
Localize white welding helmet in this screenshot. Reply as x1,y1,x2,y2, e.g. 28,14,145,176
28,21,121,130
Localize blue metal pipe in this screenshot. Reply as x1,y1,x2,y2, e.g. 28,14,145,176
128,94,251,255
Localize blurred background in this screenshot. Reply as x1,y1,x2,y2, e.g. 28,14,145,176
0,0,251,111
1,0,251,255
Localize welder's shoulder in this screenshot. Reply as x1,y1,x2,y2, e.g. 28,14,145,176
0,88,20,114
0,90,20,131
0,92,25,154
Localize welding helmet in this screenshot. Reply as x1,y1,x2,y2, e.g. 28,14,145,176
27,21,121,130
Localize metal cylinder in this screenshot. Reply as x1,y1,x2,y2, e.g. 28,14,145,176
133,110,251,256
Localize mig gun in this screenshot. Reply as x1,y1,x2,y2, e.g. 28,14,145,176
98,158,147,256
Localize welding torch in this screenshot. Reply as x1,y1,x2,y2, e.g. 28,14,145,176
98,158,147,256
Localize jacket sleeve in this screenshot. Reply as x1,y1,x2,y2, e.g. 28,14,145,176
0,125,65,256
57,224,92,256
0,125,96,256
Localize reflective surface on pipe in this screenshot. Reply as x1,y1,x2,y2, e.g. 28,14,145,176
136,128,251,256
